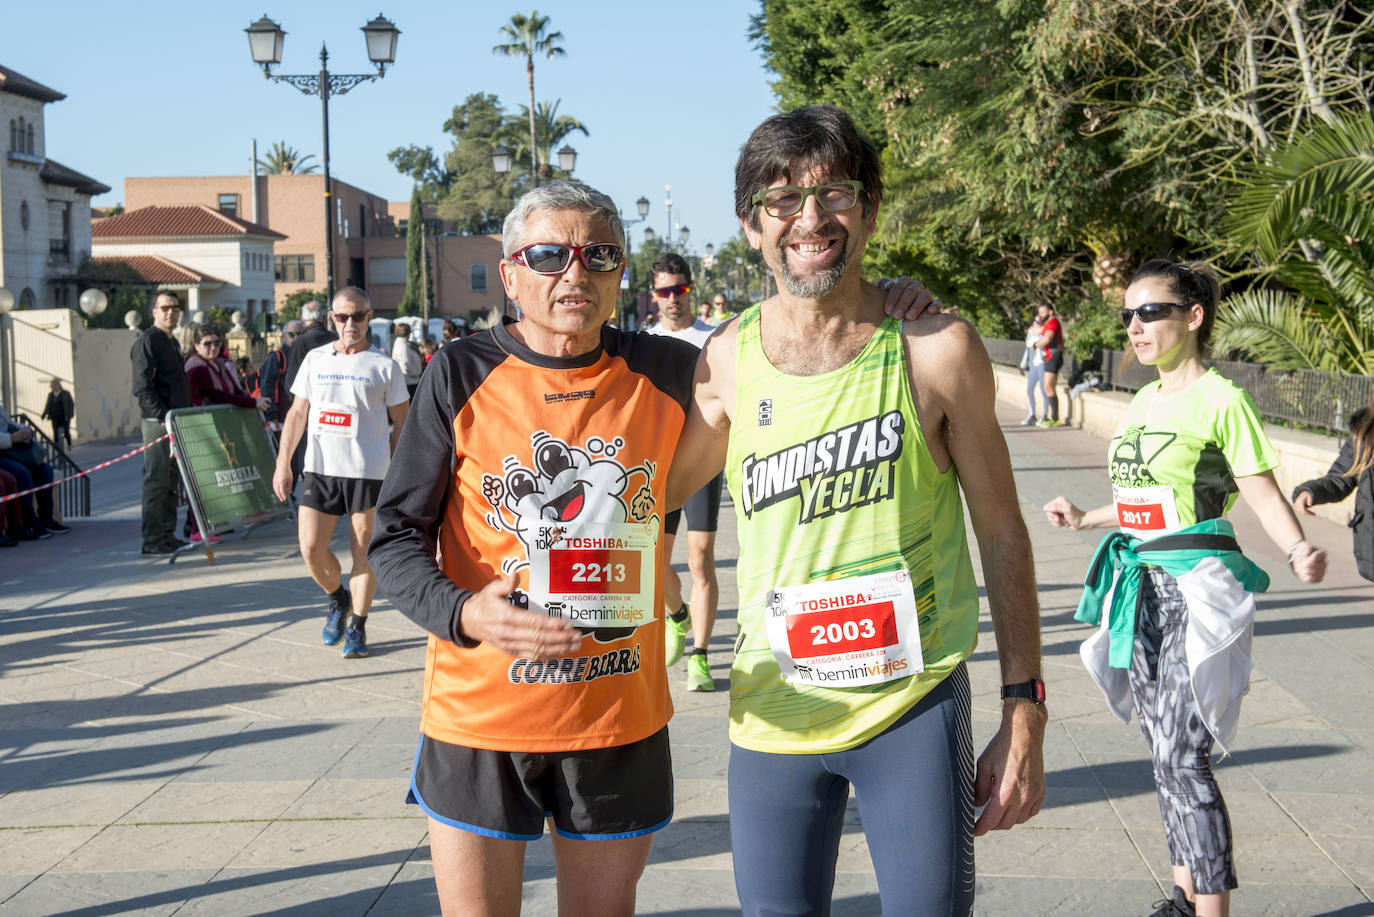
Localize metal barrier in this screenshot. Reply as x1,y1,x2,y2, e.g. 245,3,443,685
985,339,1373,435
13,413,90,518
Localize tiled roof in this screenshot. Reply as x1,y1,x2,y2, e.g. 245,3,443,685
91,205,286,240
89,256,224,286
0,64,64,103
39,158,110,196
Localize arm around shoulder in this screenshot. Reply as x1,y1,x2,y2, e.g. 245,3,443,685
665,327,735,510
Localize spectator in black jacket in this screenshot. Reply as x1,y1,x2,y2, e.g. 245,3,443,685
40,379,74,451
1293,402,1374,582
258,319,303,426
131,291,192,555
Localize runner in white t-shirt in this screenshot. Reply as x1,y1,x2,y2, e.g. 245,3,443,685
643,252,723,691
274,287,410,658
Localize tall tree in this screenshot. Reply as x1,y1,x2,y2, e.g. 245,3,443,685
515,99,588,179
256,141,319,175
493,11,566,186
398,187,427,316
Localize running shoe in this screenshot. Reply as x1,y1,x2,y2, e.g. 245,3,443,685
686,652,715,692
45,520,72,534
322,591,351,645
342,621,368,658
1021,414,1037,426
1037,418,1061,428
665,605,689,666
1147,887,1195,917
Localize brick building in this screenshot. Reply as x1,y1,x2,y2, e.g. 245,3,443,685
123,174,504,320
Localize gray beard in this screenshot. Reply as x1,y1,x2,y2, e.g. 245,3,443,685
778,232,848,298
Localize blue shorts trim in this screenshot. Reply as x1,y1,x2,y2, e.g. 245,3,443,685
553,813,673,841
405,742,543,841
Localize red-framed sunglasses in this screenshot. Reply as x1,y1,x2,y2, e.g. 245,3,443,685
652,283,693,298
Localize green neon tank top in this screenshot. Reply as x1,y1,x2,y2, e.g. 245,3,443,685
725,307,980,754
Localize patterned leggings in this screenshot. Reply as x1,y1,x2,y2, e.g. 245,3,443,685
1129,567,1238,894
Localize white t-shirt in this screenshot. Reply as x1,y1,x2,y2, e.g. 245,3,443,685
645,317,716,350
392,336,423,384
290,343,409,480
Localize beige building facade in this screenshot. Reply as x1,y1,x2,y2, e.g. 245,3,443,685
0,64,109,313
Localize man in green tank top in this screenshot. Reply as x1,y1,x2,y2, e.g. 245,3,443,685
668,105,1047,916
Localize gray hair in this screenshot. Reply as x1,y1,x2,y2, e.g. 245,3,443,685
331,287,371,312
282,319,305,334
300,300,324,322
502,181,624,256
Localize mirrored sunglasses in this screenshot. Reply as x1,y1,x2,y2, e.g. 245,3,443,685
653,283,693,299
512,242,624,275
1120,302,1186,328
751,180,864,218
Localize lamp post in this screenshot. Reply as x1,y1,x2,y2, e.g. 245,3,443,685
244,14,400,304
490,143,578,189
0,287,12,411
663,185,673,248
618,196,650,328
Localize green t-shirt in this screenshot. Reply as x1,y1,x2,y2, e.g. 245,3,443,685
1108,368,1277,536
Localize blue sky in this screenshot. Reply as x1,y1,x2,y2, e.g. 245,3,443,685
7,0,780,253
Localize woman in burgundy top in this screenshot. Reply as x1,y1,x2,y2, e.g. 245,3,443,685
183,324,268,542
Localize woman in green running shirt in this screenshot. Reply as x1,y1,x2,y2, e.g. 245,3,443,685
1043,259,1326,917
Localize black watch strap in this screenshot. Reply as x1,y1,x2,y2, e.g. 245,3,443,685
1001,677,1046,704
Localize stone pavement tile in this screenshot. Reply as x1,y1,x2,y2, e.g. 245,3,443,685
118,780,313,824
365,716,422,745
0,825,103,873
175,864,408,916
368,862,441,917
647,818,735,871
672,777,729,822
972,876,1165,916
0,781,162,828
1239,673,1328,729
1224,729,1374,793
670,741,731,780
976,826,1153,879
1231,883,1374,917
1129,827,1354,886
54,822,267,873
212,686,415,721
1275,791,1374,836
1313,834,1374,889
322,741,417,781
668,711,731,746
0,869,218,916
168,733,356,783
279,778,416,820
1024,784,1122,830
224,818,425,870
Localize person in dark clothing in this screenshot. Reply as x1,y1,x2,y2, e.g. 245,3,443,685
1293,400,1374,582
132,290,193,555
283,302,336,490
258,320,303,425
41,379,75,451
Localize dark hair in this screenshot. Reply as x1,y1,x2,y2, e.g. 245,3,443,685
154,290,182,309
442,320,458,335
735,104,882,231
1130,259,1222,354
650,252,692,282
192,323,223,345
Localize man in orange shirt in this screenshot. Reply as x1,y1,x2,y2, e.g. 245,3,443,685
370,181,698,916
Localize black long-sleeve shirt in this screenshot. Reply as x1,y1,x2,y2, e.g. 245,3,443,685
131,328,191,421
283,321,338,405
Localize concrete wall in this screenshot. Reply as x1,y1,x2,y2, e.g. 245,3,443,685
2,308,139,443
991,363,1355,526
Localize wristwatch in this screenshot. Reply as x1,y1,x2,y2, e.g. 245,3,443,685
1001,677,1046,704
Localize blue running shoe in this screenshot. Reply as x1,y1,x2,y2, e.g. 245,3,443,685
322,592,350,645
342,621,368,658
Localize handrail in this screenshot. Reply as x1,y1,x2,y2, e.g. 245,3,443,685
13,413,90,517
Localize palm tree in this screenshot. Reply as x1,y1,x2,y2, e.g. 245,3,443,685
1214,111,1374,375
492,11,565,187
256,141,319,175
514,100,588,178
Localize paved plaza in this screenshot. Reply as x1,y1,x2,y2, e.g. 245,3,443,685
1,400,1372,916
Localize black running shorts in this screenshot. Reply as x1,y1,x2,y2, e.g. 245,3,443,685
407,727,673,840
300,472,382,516
664,473,724,536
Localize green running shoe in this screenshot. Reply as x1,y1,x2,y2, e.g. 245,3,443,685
665,606,689,666
686,651,715,692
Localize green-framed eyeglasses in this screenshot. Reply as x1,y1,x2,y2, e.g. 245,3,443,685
751,180,864,218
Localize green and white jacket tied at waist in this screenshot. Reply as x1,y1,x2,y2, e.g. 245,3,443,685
1074,519,1270,754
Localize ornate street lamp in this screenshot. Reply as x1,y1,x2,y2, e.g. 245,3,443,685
491,145,513,175
557,144,578,173
643,227,655,243
244,13,400,303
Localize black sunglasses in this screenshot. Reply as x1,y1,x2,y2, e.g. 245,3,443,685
1120,302,1188,328
653,283,692,299
332,311,370,325
512,242,624,275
